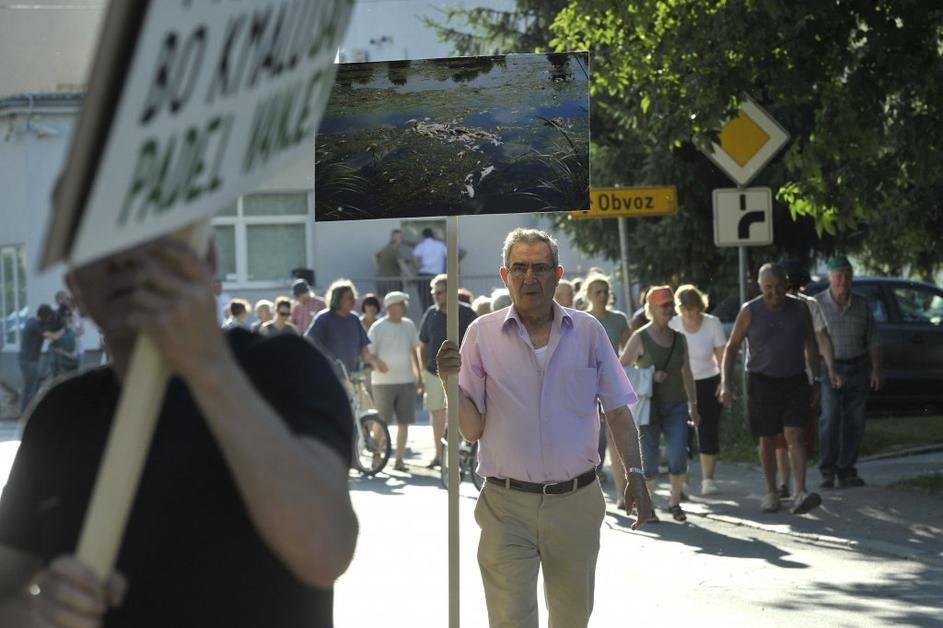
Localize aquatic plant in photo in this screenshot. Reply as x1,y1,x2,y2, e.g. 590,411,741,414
315,53,589,221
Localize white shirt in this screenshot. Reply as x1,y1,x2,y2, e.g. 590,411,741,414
413,237,447,274
669,313,726,380
368,317,419,385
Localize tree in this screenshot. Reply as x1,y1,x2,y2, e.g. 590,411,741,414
550,0,943,278
429,1,942,298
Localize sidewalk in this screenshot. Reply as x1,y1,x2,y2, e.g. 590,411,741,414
396,424,943,566
660,449,943,566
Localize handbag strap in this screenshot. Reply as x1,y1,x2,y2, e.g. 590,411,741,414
658,330,678,372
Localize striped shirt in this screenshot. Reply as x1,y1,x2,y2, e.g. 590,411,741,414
813,289,876,360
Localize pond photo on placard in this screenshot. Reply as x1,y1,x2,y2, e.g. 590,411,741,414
314,52,589,221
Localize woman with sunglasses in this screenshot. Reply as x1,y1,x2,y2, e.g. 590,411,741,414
260,296,299,336
583,273,632,507
620,286,700,522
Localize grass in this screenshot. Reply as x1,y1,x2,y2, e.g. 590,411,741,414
890,473,943,495
859,414,943,458
717,377,943,464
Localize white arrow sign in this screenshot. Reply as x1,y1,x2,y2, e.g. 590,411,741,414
713,187,773,247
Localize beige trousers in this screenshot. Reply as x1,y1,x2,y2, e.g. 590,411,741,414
474,478,606,628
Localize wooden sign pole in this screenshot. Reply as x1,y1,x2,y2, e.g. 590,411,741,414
76,220,211,581
446,214,460,628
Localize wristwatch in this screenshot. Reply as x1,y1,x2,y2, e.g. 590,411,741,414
627,467,644,477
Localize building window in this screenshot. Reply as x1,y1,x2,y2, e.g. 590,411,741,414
1,245,27,351
212,192,311,288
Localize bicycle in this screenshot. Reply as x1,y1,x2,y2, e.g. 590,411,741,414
336,360,391,476
440,433,484,491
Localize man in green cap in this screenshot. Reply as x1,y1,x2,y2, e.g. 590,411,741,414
813,255,882,488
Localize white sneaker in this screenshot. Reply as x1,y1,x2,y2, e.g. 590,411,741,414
701,479,719,495
760,492,781,513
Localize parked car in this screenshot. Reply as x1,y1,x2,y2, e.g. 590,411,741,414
803,277,943,407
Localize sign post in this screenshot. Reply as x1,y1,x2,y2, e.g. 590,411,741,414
446,215,460,628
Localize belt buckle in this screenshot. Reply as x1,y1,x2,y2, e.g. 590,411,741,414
542,482,556,495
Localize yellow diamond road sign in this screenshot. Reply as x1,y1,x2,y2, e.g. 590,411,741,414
704,97,789,187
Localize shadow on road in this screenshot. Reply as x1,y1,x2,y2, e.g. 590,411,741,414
603,509,809,569
763,561,943,626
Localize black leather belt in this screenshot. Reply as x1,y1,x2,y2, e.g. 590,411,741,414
487,469,597,495
834,354,868,365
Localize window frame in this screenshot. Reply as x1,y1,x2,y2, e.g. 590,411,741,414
0,244,27,352
212,191,313,290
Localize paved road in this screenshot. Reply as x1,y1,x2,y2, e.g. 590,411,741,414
2,422,940,626
334,426,943,627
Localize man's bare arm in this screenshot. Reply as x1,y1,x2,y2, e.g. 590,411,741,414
187,361,358,589
602,405,642,470
720,305,751,402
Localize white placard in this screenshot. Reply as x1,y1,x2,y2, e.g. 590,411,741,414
713,187,773,247
67,0,352,268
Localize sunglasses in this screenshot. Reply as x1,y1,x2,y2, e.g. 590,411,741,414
277,310,291,316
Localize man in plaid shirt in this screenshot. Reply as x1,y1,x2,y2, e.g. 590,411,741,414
290,278,326,335
814,255,882,489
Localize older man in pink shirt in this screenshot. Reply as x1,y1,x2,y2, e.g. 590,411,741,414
437,228,652,628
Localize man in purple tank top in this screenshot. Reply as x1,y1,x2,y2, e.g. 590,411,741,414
721,263,823,515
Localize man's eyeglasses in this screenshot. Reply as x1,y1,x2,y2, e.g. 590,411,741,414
508,263,554,277
277,310,291,317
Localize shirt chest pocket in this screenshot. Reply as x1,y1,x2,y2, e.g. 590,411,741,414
562,367,598,417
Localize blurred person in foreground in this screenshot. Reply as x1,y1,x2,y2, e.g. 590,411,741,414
721,263,822,515
437,228,650,628
0,237,357,627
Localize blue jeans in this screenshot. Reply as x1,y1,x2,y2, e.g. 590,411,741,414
818,360,870,479
18,358,40,413
639,400,689,479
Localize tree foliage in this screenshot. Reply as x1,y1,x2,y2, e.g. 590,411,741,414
430,0,943,290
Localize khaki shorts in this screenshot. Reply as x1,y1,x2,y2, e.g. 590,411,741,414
422,369,446,411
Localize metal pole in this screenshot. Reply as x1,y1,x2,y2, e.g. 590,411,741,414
618,217,634,312
738,246,747,305
445,215,460,628
738,245,747,402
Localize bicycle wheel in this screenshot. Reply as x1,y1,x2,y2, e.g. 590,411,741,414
470,441,485,491
356,413,391,476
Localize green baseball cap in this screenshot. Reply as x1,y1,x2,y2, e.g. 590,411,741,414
826,255,853,272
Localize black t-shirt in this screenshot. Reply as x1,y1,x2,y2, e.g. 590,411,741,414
0,329,353,627
418,303,476,375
